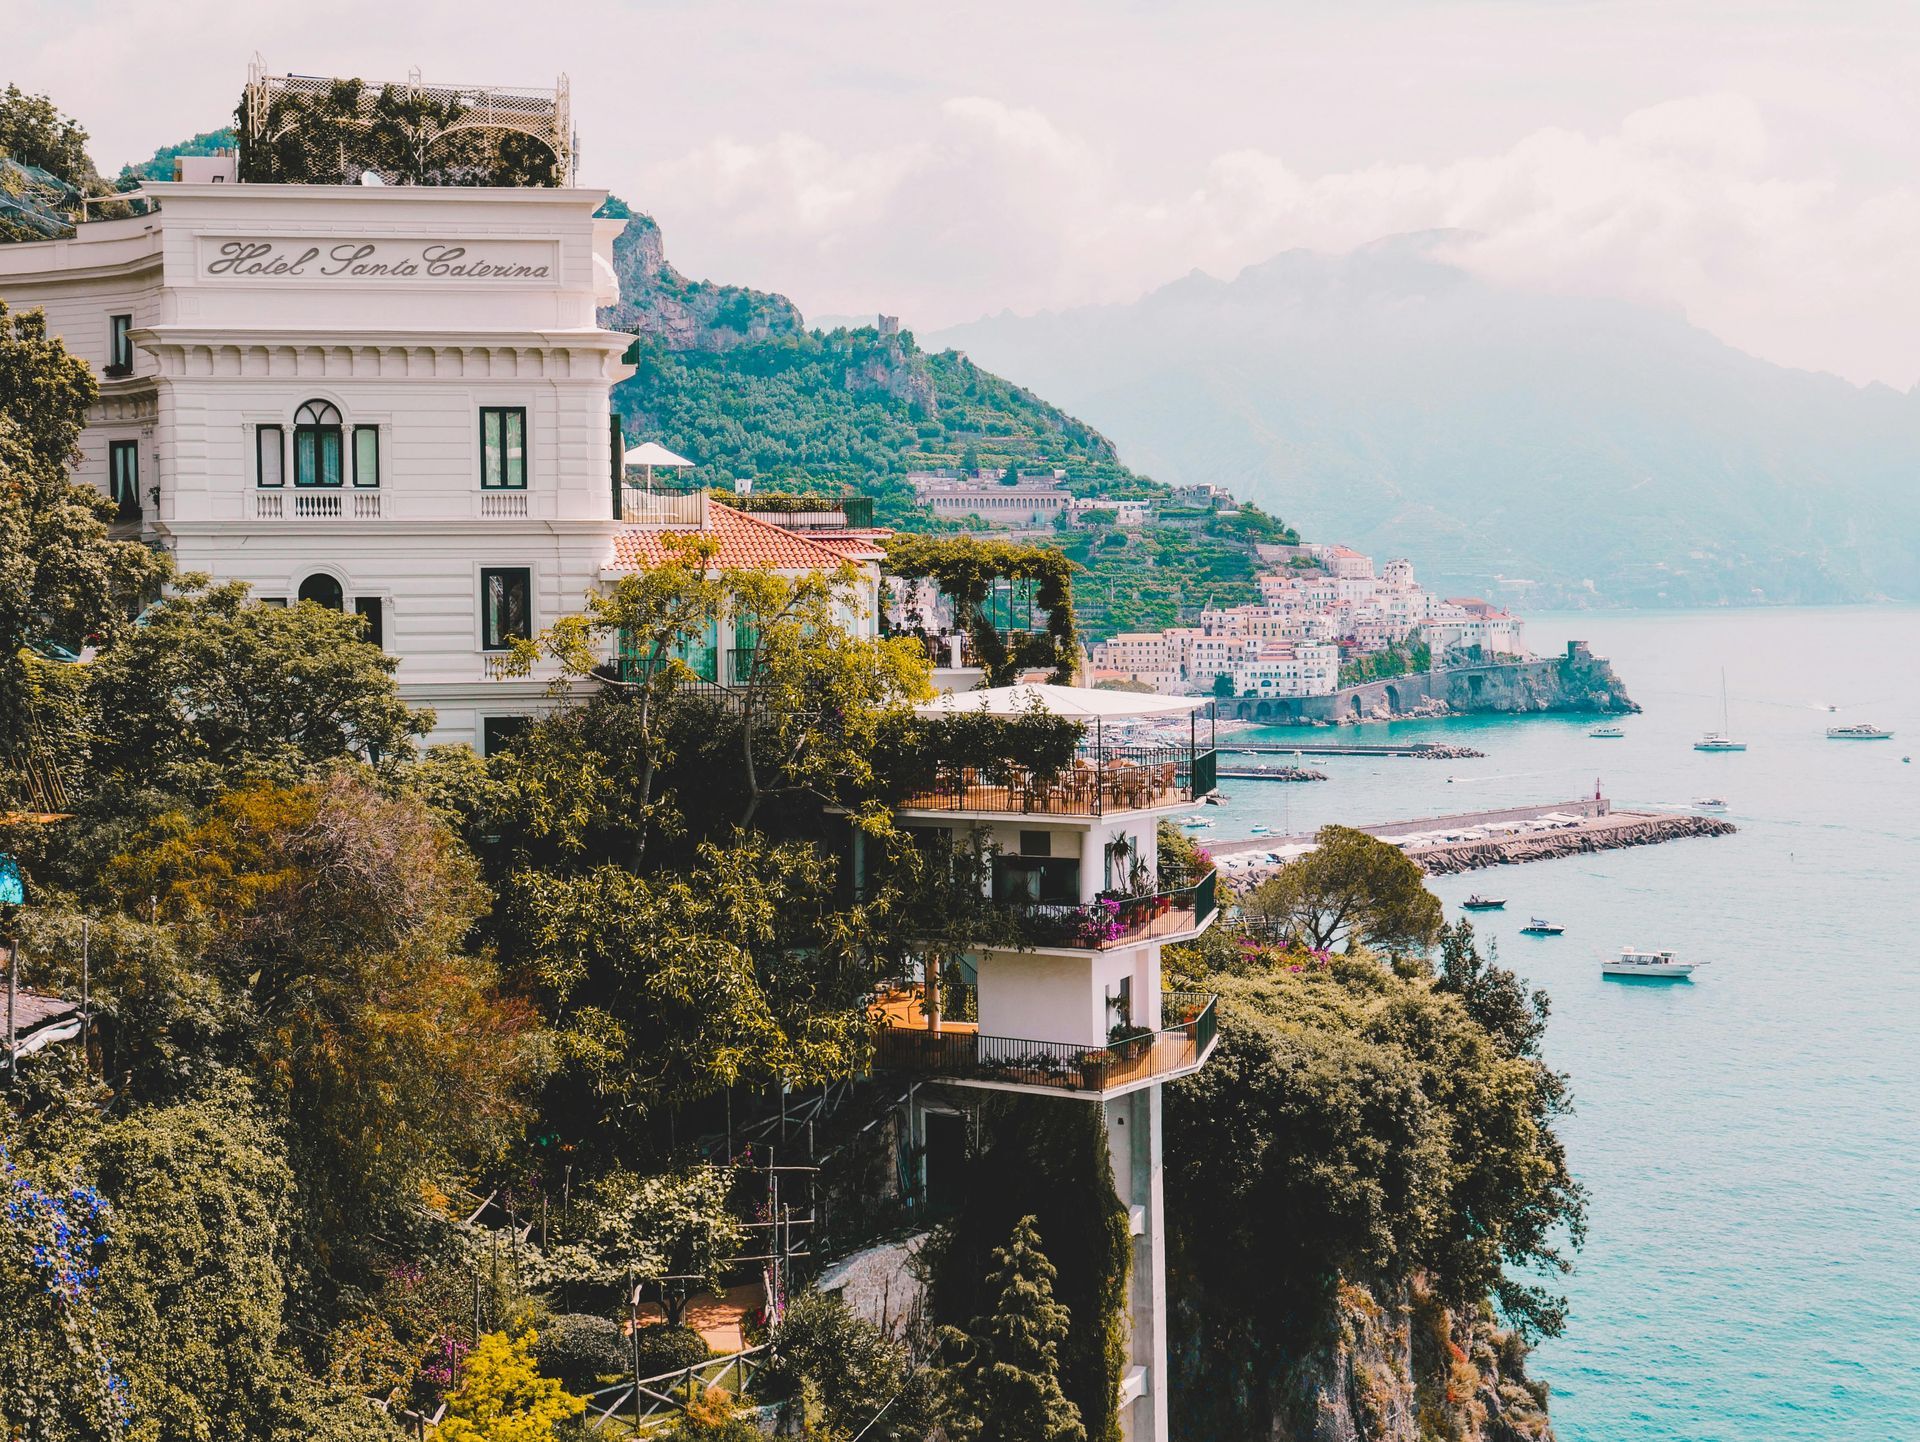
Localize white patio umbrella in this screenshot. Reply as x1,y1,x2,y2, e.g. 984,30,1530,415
621,440,695,489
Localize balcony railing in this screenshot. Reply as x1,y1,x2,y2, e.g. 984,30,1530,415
871,991,1219,1096
1009,868,1217,949
900,740,1218,817
618,485,706,526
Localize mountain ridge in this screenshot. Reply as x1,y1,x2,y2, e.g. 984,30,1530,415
931,233,1920,607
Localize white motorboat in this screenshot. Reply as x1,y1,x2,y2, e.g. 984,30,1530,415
1520,917,1564,936
1602,947,1701,979
1589,725,1625,738
1827,723,1893,740
1692,797,1728,811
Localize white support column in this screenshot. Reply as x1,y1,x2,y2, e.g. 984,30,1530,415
1107,1080,1169,1442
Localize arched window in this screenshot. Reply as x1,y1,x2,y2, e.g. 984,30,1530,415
297,573,344,610
293,400,344,487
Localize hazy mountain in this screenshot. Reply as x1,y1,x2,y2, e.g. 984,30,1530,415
931,233,1920,607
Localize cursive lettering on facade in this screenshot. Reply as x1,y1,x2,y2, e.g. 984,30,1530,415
205,239,553,281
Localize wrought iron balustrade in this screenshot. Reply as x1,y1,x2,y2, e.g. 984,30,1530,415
1007,867,1218,949
871,992,1219,1095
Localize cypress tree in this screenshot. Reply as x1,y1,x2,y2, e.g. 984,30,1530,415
938,1214,1087,1442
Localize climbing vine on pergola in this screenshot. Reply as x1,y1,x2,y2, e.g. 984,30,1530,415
882,535,1080,686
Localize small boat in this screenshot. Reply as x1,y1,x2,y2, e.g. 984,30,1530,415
1249,824,1270,835
1462,894,1507,910
1204,793,1227,806
1589,725,1625,738
1692,797,1728,811
1602,946,1701,980
1179,817,1214,831
1827,723,1893,740
1520,917,1564,936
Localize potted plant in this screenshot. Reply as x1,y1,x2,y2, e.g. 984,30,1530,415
1078,1049,1117,1088
1108,1023,1153,1061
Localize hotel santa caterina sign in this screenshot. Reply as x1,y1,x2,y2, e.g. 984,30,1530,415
198,237,558,283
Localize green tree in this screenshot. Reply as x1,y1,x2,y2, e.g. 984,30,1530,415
1434,918,1549,1062
1211,672,1234,699
554,1168,743,1328
1246,825,1443,956
104,773,535,1231
720,564,929,827
87,579,429,802
0,85,97,186
0,1138,128,1441
937,1216,1086,1442
433,1330,583,1442
766,1291,930,1441
0,302,169,758
498,530,725,866
505,833,875,1155
81,1086,398,1442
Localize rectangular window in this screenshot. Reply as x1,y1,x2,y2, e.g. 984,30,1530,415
480,567,531,651
480,407,527,489
992,855,1080,905
108,440,139,520
294,426,343,487
352,426,380,487
106,314,132,375
1018,830,1053,857
353,596,384,649
482,716,532,757
256,425,284,487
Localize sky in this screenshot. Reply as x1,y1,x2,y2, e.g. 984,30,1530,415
13,0,1920,386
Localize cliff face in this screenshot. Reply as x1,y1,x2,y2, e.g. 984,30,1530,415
600,208,806,352
1219,653,1638,726
1174,1275,1553,1442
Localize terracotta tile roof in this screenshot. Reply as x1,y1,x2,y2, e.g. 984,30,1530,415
609,504,858,573
806,529,890,562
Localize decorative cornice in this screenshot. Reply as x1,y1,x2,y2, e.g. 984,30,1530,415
133,328,631,381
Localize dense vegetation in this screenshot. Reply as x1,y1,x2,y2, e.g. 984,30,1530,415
1160,915,1582,1438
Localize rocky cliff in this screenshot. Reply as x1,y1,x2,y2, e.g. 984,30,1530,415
599,201,807,353
1172,1275,1553,1442
1219,649,1638,726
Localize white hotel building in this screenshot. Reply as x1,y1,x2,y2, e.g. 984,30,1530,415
0,156,637,752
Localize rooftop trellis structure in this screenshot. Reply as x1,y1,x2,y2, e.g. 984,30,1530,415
240,58,576,186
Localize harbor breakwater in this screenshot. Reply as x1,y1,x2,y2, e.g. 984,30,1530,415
1210,799,1736,884
1414,812,1737,875
1216,641,1637,726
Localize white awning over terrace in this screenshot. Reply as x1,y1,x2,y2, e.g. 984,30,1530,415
913,683,1211,720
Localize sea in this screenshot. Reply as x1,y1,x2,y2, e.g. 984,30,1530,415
1202,605,1920,1442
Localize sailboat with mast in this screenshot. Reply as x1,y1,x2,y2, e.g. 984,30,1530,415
1695,669,1748,752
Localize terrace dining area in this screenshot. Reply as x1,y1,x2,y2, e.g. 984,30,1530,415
901,684,1219,817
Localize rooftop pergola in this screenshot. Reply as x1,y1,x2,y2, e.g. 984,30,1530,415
907,684,1219,817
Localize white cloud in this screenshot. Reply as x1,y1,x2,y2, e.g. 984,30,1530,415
14,0,1920,384
643,88,1920,386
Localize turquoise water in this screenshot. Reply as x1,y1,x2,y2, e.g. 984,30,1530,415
1213,606,1920,1441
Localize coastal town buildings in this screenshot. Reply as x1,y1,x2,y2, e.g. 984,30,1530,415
1091,544,1525,697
